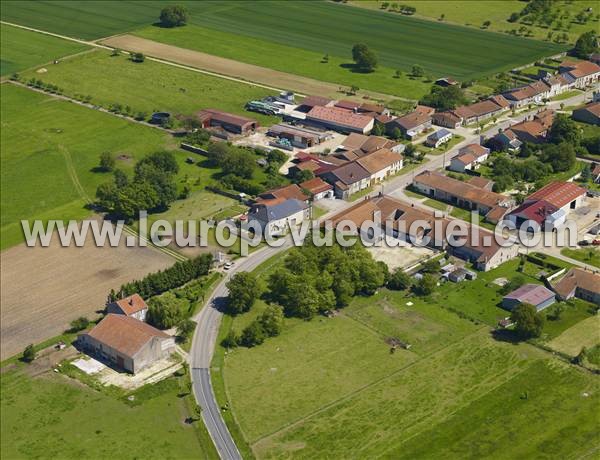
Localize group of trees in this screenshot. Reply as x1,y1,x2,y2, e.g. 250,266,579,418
115,254,213,300
573,31,598,58
351,43,378,72
510,303,545,339
225,305,284,348
420,85,467,111
267,241,388,319
159,4,188,28
387,260,439,296
380,3,416,15
490,115,581,192
95,151,180,220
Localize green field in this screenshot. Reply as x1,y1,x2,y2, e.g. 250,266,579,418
0,84,207,249
216,255,599,458
134,24,431,100
350,0,599,43
3,1,565,80
1,0,156,40
20,49,277,125
0,24,88,76
1,364,216,459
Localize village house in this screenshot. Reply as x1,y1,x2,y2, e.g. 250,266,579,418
338,132,405,156
412,170,514,218
432,111,462,129
106,294,148,322
553,268,600,305
327,194,518,271
425,128,452,148
505,181,586,231
493,109,555,148
502,284,556,311
299,177,334,200
319,161,372,199
77,314,176,374
248,198,310,236
491,129,522,153
356,148,404,182
386,108,432,139
449,144,490,173
453,97,509,125
572,101,600,125
305,106,374,134
502,80,550,108
255,184,310,206
197,109,258,134
558,60,600,89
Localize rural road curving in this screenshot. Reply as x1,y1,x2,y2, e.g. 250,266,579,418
189,243,291,460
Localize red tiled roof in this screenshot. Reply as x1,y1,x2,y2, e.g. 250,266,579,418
553,268,600,298
392,110,431,130
560,60,600,79
526,181,586,209
256,184,309,205
299,177,332,195
508,200,559,225
307,106,373,130
356,148,402,174
85,314,170,358
197,109,256,128
299,95,333,108
113,294,148,316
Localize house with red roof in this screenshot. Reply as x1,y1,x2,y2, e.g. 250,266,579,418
305,106,374,134
107,294,149,322
505,181,586,231
559,60,600,89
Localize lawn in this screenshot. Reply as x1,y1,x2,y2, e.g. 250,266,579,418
20,49,278,126
1,364,216,459
0,24,88,76
547,314,600,357
214,249,599,458
4,1,565,80
0,84,222,249
133,24,431,100
561,247,600,269
350,1,599,43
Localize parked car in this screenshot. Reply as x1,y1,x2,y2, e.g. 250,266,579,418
579,240,591,246
224,262,234,270
592,240,600,246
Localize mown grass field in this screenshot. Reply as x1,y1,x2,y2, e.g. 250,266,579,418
133,24,431,100
20,49,277,125
0,84,206,249
0,24,88,76
1,363,216,459
350,0,599,43
3,1,565,80
218,255,599,458
548,315,600,357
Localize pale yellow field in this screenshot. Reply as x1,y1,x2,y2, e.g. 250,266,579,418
548,315,600,357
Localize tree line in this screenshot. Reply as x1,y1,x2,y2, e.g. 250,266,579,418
112,253,213,300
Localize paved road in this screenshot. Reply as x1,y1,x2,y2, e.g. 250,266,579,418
189,243,291,459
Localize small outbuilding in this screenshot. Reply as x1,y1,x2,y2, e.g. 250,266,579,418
502,284,556,311
425,129,452,148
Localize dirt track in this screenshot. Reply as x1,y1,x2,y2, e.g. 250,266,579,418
0,219,174,360
101,35,396,101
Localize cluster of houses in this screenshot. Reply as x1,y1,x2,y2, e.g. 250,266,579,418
77,294,176,374
501,267,600,314
287,132,406,199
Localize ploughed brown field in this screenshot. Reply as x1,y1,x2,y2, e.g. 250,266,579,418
0,219,174,360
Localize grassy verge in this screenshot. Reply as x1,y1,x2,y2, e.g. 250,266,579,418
560,247,600,269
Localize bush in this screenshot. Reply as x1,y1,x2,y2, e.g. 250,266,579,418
239,321,266,347
159,4,188,28
69,316,90,332
387,269,412,291
221,329,239,348
22,344,36,363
